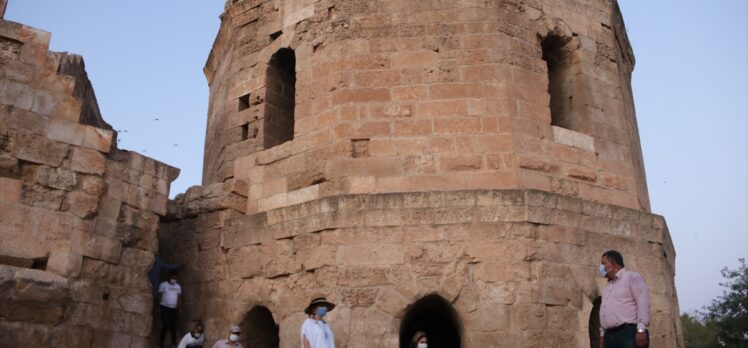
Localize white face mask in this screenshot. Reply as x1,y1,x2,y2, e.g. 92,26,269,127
418,343,428,348
169,279,177,284
229,334,239,342
193,333,201,338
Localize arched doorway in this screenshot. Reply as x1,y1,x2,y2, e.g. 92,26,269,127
399,294,462,348
588,297,602,348
239,305,279,348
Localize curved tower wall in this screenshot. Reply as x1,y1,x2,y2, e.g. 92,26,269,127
202,0,651,214
163,1,682,347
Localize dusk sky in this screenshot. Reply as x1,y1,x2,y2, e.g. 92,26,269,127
5,1,747,314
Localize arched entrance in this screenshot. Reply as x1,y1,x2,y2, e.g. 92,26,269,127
588,297,602,348
239,305,279,348
399,294,462,348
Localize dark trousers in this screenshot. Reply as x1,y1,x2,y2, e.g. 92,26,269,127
604,324,649,348
159,305,178,347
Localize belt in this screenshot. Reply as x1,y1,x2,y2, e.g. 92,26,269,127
605,323,636,334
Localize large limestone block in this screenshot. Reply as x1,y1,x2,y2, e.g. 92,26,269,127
21,184,66,210
2,106,49,135
0,206,50,260
70,146,106,175
31,165,77,190
82,126,113,153
0,265,70,326
64,190,99,219
72,229,122,264
46,119,112,153
0,79,34,109
46,241,82,277
11,267,69,302
12,131,70,166
0,176,22,204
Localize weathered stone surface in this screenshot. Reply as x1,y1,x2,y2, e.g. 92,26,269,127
72,230,122,264
70,147,106,175
63,190,99,219
46,241,82,277
0,176,22,204
21,184,66,210
0,12,178,347
163,188,680,346
3,0,681,346
12,132,69,167
32,165,77,190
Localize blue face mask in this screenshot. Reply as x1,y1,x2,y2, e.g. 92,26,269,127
316,307,328,318
599,264,608,278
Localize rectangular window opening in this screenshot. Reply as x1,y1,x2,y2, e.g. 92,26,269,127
241,123,249,141
238,93,251,112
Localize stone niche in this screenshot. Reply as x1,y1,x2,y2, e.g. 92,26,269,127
0,7,179,347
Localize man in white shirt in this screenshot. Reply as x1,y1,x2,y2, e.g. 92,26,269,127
177,321,205,348
301,297,336,348
159,271,182,348
598,250,650,348
212,325,244,348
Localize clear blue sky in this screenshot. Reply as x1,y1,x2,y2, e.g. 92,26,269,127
6,1,747,314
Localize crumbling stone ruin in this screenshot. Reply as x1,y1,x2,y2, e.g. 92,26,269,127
0,0,179,346
1,0,684,347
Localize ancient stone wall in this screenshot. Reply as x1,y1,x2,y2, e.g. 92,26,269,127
0,0,678,346
0,10,179,347
162,190,681,347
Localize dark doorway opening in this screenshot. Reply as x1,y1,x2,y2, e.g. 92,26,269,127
589,297,602,348
399,294,462,348
263,48,296,149
541,34,578,131
239,305,280,348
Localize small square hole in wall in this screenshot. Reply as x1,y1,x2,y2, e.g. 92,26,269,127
238,93,250,112
352,138,370,158
31,257,48,270
241,123,249,141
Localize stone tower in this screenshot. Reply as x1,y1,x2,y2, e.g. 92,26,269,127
161,0,683,347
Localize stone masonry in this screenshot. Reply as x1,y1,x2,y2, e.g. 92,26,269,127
0,1,179,346
0,0,684,347
162,1,683,348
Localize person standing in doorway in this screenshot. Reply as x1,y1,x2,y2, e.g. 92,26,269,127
148,256,180,315
301,297,336,348
599,250,650,348
159,271,182,348
409,331,428,348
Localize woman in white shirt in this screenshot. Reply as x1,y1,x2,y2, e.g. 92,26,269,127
300,297,336,348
